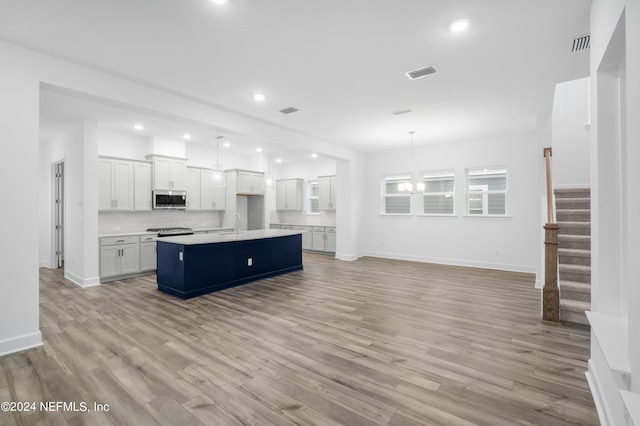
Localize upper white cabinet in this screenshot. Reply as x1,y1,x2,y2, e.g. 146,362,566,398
236,170,265,195
276,179,304,211
99,158,133,211
149,156,186,190
185,167,201,210
133,162,152,211
200,170,226,211
318,175,336,211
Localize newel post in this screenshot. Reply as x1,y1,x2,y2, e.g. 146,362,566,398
542,147,560,322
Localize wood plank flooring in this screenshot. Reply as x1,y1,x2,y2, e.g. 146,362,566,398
0,253,598,425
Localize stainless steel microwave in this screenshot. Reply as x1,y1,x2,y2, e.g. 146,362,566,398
152,190,187,210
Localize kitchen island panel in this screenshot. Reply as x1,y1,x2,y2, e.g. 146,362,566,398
272,234,303,272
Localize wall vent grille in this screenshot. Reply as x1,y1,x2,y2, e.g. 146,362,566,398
392,109,412,116
571,35,590,52
279,107,299,114
405,65,437,80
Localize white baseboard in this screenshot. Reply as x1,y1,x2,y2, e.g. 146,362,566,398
64,271,101,288
362,251,536,274
0,331,43,357
335,252,363,261
535,278,543,289
39,260,52,268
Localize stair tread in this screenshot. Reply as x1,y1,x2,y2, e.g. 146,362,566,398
559,264,591,272
558,248,591,257
554,187,590,193
557,221,591,226
559,280,591,291
558,234,590,241
560,299,591,311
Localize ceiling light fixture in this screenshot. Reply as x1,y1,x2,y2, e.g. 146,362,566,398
134,124,144,131
210,0,228,4
398,131,425,194
264,155,274,189
183,133,191,140
276,158,282,163
449,18,470,32
311,153,318,158
223,141,230,148
256,147,263,153
253,93,265,102
211,133,226,187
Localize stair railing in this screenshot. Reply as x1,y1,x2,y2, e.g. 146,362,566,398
543,147,560,322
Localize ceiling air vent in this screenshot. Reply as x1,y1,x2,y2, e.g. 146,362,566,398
405,65,437,80
279,107,299,114
571,35,590,52
392,109,412,116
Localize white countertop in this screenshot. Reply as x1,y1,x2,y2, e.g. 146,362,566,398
158,229,304,245
99,227,232,238
271,223,336,228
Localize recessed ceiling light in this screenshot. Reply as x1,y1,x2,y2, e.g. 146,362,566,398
134,124,144,131
223,142,230,148
311,153,318,158
210,0,227,4
256,147,263,153
183,133,191,140
276,158,282,163
449,18,470,32
253,93,265,102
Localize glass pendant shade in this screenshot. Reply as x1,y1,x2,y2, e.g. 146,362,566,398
264,170,274,189
211,135,226,187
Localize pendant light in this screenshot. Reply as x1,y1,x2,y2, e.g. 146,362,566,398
398,131,424,194
211,133,226,187
264,155,274,189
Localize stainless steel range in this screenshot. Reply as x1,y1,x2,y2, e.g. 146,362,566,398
146,227,194,237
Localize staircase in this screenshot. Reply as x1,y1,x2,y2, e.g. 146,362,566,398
555,188,591,325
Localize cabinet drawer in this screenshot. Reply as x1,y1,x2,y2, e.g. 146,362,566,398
325,227,336,233
312,226,325,232
140,234,158,242
280,225,292,229
270,224,281,229
293,226,312,231
100,236,139,246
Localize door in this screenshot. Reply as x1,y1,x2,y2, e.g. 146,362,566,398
54,161,64,268
325,228,336,253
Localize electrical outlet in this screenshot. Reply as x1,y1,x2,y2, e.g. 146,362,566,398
248,258,253,267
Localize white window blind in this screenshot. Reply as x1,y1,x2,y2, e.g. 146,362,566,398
466,167,507,215
422,171,455,214
382,175,411,214
308,181,319,213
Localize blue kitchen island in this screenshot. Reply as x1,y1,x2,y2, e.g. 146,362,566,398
156,229,303,299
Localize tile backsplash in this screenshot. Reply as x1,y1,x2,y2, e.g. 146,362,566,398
270,210,336,226
99,210,223,234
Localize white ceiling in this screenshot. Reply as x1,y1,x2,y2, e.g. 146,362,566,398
1,0,590,154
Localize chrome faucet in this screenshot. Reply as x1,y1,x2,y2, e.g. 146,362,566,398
233,213,242,232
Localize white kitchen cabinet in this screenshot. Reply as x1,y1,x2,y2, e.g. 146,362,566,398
99,235,140,280
276,179,304,211
325,227,336,252
185,167,201,210
150,156,186,190
237,170,265,195
312,226,326,251
99,158,133,211
319,175,336,211
310,226,336,253
140,234,158,272
133,162,152,211
200,170,226,211
293,225,313,250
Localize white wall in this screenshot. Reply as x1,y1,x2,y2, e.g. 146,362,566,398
552,77,591,188
0,58,41,356
587,0,640,424
363,132,539,273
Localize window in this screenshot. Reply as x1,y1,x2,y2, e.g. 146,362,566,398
382,175,411,214
466,167,508,215
308,181,319,213
422,171,455,215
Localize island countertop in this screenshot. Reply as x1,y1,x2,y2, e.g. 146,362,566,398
158,228,305,245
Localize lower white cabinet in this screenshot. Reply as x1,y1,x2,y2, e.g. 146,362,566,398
292,225,312,250
139,234,158,272
312,227,326,251
100,236,140,279
311,226,336,253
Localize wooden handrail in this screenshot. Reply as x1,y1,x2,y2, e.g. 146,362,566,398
542,147,559,322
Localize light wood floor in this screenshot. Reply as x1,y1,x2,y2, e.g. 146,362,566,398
1,253,598,425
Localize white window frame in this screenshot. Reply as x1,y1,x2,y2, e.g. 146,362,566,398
308,180,320,214
381,174,412,215
466,167,508,216
420,170,455,216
